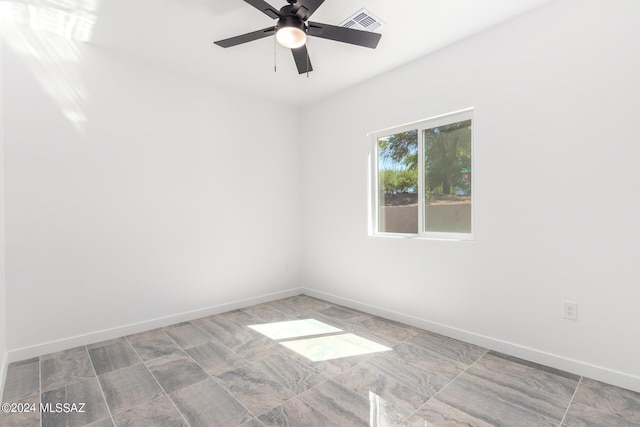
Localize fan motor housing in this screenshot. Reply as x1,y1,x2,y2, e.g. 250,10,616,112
277,15,306,33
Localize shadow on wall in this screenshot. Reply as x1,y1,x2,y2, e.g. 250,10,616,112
0,0,102,132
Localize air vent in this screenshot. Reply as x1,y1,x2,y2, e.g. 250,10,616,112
339,8,384,32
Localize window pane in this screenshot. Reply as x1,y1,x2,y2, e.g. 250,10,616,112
423,120,472,233
377,130,418,233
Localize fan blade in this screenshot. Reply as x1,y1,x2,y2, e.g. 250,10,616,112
243,0,281,19
291,0,325,21
307,22,381,49
291,45,313,74
214,27,276,48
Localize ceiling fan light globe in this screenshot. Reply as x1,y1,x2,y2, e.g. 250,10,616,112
276,27,307,49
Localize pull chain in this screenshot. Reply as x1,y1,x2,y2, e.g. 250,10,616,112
274,35,277,72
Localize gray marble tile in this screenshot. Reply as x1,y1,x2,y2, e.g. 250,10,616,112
41,377,109,427
217,309,261,327
347,325,400,349
286,294,335,311
169,378,253,427
254,353,328,393
240,303,295,323
299,380,370,426
184,340,247,376
84,417,113,427
367,353,452,398
318,305,371,323
240,418,266,427
98,363,163,415
258,397,339,427
564,401,640,427
214,366,295,416
3,358,40,401
571,377,640,424
297,295,335,310
126,329,183,362
406,331,487,366
87,337,128,350
357,316,424,344
270,295,332,316
392,340,467,379
404,382,557,427
332,358,430,423
457,352,577,421
112,395,187,427
310,355,374,378
8,357,40,367
192,315,256,350
85,418,114,427
6,356,39,366
229,334,282,363
89,340,140,375
15,296,640,427
0,393,40,427
163,323,212,349
295,312,351,332
145,353,208,394
479,352,579,397
41,347,96,391
489,351,580,381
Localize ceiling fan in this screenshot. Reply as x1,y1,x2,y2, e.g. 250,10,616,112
214,0,382,74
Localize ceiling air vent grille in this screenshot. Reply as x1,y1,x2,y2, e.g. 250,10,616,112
340,8,384,32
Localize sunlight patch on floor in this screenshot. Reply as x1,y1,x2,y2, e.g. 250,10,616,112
280,333,392,362
248,319,342,340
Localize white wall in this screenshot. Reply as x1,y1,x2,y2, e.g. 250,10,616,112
3,26,302,353
3,0,639,394
301,0,640,390
0,43,7,400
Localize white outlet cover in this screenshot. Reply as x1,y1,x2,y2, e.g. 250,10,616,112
562,301,578,320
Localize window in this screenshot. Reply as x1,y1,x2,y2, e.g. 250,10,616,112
370,109,473,239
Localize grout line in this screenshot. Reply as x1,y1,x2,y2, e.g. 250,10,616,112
397,349,488,424
183,308,350,421
463,354,583,425
124,335,194,427
158,326,260,422
188,318,257,367
22,296,605,427
559,376,582,426
454,380,563,425
409,349,577,426
240,305,431,423
84,345,116,427
296,378,370,426
203,369,261,421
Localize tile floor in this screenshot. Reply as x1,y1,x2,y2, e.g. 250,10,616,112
1,295,639,426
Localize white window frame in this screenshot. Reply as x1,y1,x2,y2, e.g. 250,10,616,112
368,108,474,241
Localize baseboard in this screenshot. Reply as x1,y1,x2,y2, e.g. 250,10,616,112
302,288,640,394
0,350,7,404
7,286,639,393
7,287,304,363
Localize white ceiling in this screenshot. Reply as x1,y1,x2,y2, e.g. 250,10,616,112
8,0,556,106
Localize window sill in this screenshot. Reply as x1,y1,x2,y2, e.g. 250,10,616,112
369,233,474,242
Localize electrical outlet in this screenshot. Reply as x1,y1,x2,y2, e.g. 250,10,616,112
562,301,578,320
